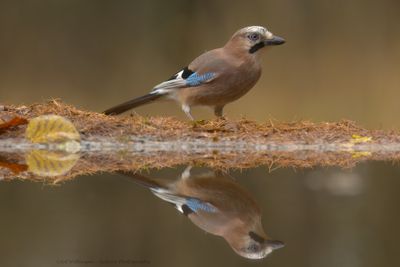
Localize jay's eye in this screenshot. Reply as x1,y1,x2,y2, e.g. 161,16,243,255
248,33,260,41
248,243,259,252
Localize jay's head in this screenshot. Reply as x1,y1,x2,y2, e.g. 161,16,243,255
229,227,285,259
227,26,285,54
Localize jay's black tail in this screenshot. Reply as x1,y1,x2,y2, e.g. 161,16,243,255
118,171,166,190
103,93,163,115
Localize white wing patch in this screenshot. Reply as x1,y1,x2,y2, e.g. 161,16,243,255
150,188,186,213
151,68,216,95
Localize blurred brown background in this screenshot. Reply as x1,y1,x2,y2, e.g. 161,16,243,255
1,2,400,267
0,0,399,127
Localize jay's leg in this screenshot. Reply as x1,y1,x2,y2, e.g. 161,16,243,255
182,104,194,120
181,166,192,179
214,105,225,118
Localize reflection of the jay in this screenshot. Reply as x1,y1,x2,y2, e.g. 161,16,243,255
122,167,284,259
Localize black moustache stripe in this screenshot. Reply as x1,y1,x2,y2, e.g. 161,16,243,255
249,42,265,54
249,231,265,243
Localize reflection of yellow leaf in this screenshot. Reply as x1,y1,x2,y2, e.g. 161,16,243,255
55,140,81,154
26,150,79,177
351,151,372,158
340,143,354,150
25,115,80,143
351,134,372,144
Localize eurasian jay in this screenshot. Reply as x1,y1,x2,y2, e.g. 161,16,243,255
122,167,284,259
104,26,285,119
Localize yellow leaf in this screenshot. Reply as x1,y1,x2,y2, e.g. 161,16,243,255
25,115,80,143
351,134,372,144
351,151,372,158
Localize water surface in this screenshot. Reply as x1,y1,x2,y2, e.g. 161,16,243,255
0,162,398,267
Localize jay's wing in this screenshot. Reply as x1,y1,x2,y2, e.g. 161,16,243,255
151,66,216,95
150,48,230,95
151,188,218,215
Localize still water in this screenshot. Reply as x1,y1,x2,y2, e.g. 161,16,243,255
0,162,398,267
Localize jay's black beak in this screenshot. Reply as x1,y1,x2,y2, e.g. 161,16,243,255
249,35,285,53
264,35,285,46
266,240,285,250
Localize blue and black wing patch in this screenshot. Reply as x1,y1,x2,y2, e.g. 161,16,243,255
181,198,218,216
185,72,215,86
150,188,218,216
185,197,218,213
167,67,194,81
181,204,194,216
152,67,216,94
167,66,215,86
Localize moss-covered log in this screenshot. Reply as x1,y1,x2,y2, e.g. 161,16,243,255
1,100,400,181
